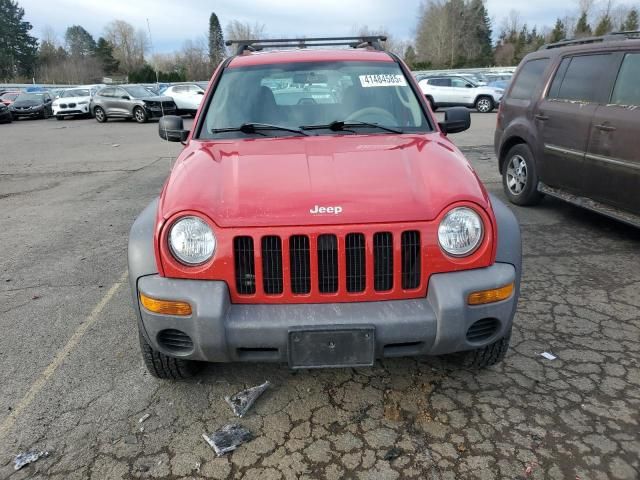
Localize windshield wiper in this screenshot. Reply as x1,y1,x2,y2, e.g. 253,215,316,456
211,122,308,136
301,120,403,134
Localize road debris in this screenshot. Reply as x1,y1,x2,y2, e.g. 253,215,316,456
202,424,253,456
138,413,150,423
14,450,49,470
540,352,557,360
383,447,402,461
225,381,270,417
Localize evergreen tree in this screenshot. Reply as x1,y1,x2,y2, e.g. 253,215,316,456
594,14,613,36
622,8,639,31
94,37,119,75
468,0,493,66
403,45,417,68
208,13,225,67
0,0,38,79
549,18,566,43
574,12,592,38
65,25,96,58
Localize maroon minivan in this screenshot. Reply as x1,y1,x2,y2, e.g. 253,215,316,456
494,32,640,227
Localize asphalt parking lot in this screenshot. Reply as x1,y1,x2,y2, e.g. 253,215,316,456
0,113,638,480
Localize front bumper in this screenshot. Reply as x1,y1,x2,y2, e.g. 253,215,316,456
144,106,177,118
53,104,90,116
134,263,518,364
11,107,44,117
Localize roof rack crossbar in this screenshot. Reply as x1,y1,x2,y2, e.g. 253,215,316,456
540,30,640,50
225,36,387,55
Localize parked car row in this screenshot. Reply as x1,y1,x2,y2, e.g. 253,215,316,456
0,82,207,124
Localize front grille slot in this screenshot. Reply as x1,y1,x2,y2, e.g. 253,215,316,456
234,236,256,295
157,329,193,353
401,231,421,289
373,232,393,291
289,235,311,294
261,236,283,294
345,233,366,293
317,234,338,293
466,318,500,342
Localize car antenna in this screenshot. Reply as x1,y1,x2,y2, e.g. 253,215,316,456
147,19,173,157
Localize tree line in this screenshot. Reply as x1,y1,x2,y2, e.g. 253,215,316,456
0,0,265,83
410,0,639,69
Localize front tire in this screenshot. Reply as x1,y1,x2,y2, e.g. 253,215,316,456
139,331,201,379
475,96,494,113
133,106,147,124
502,143,543,206
446,329,511,368
94,106,107,123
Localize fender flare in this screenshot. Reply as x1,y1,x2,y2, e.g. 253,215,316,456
128,198,159,336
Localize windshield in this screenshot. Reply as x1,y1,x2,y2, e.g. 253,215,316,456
124,86,156,98
62,89,91,97
199,61,430,138
15,93,44,101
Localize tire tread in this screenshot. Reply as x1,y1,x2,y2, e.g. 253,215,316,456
139,332,200,379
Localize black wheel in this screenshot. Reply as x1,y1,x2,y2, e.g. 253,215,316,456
475,96,494,113
426,96,437,112
139,330,201,379
42,109,49,119
502,143,544,206
446,329,511,368
133,106,147,123
94,106,107,123
56,115,64,121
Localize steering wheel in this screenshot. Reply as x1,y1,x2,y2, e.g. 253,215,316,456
345,107,397,125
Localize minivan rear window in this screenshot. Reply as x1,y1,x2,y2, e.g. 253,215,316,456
508,58,549,100
548,54,612,103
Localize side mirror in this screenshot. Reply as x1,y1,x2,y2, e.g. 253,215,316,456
197,91,204,95
121,95,130,100
438,107,470,135
159,115,189,142
465,84,473,88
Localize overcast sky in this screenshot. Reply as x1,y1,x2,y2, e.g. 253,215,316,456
19,0,596,53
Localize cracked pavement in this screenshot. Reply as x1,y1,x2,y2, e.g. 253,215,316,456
0,114,638,479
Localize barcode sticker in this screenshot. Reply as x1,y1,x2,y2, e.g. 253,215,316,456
359,74,407,88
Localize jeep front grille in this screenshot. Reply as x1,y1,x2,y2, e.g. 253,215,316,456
232,229,422,301
401,231,421,290
234,236,256,294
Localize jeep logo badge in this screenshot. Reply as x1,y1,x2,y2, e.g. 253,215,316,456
310,205,343,215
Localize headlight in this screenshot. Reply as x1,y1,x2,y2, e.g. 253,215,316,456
168,216,216,265
438,207,483,257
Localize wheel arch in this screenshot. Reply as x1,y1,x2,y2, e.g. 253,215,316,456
498,135,528,174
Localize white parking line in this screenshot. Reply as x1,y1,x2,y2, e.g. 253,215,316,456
0,270,128,440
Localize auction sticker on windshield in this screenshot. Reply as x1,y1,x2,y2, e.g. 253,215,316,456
359,74,407,88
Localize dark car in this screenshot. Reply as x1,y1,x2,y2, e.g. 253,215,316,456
10,92,53,119
0,103,12,123
495,32,640,227
91,85,177,123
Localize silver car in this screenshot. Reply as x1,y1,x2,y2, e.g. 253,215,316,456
91,85,177,123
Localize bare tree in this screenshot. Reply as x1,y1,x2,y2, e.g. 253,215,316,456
225,21,266,41
103,19,149,73
177,37,211,81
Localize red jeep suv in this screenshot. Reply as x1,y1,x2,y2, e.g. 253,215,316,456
128,37,521,379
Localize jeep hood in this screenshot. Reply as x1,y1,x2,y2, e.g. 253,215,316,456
159,134,490,227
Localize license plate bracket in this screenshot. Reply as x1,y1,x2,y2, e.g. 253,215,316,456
288,326,375,369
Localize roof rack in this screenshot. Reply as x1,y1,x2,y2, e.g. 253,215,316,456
225,36,387,55
541,30,640,50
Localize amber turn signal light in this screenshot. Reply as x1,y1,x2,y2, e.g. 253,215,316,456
139,293,192,316
468,283,514,305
